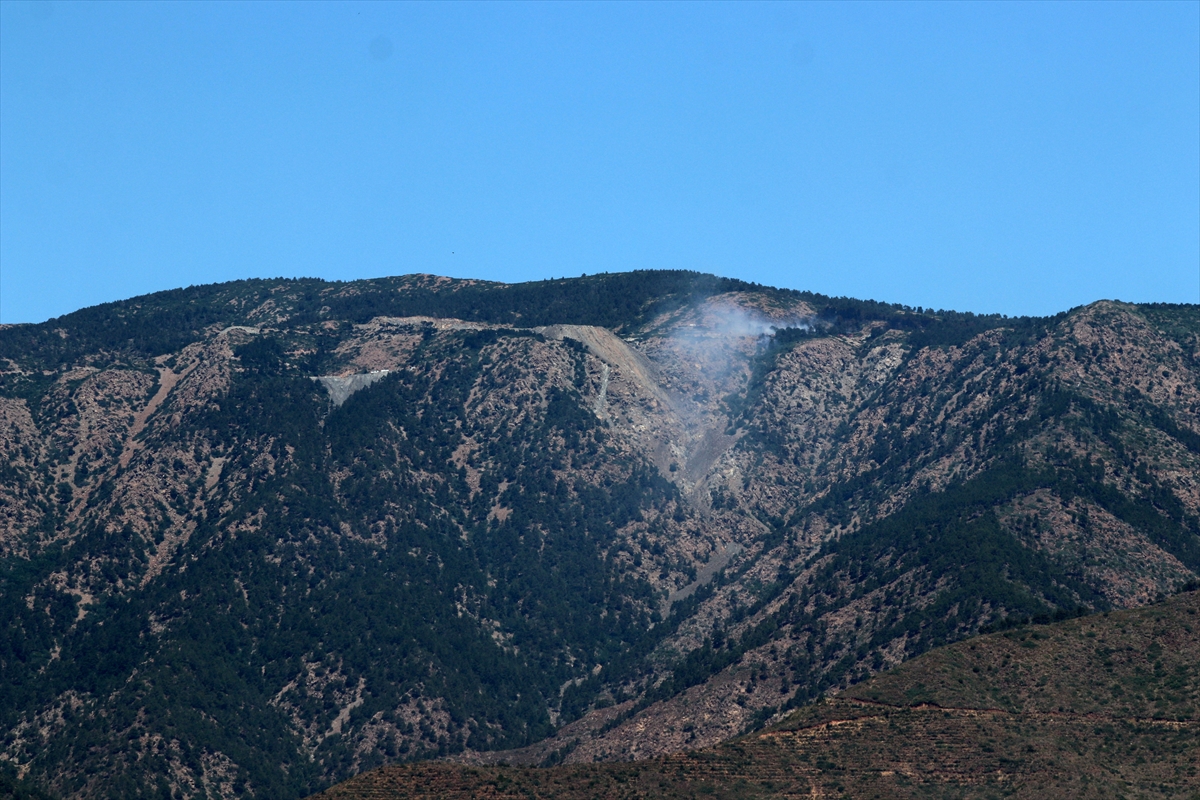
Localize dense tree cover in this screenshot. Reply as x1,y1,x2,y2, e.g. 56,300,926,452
0,270,1058,377
0,761,56,800
646,370,1200,721
1,275,1195,799
0,279,299,371
645,459,1106,712
0,328,699,797
1138,303,1200,354
0,272,752,372
311,591,1200,800
307,272,752,332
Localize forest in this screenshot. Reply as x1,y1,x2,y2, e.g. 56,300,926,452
1,272,1196,798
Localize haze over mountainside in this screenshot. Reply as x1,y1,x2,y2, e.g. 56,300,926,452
313,590,1200,799
0,272,1197,798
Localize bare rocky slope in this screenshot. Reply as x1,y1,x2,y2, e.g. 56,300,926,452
0,272,1197,798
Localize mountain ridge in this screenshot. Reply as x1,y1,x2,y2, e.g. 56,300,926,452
0,272,1196,798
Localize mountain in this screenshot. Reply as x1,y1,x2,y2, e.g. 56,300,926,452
312,588,1200,799
0,272,1197,798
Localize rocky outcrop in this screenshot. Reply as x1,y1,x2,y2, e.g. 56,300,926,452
312,371,392,407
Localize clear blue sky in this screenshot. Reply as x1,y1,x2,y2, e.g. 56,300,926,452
2,0,1197,324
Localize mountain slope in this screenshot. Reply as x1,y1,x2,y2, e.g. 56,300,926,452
312,589,1200,799
0,273,1197,797
450,297,1200,765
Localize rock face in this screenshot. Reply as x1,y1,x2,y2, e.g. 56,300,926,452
313,371,392,407
0,272,1196,799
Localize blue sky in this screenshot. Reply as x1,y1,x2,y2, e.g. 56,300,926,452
1,0,1197,324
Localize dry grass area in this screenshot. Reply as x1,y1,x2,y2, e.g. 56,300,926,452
312,592,1200,800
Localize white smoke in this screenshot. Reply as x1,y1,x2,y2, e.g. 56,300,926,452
674,305,815,342
656,303,820,399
